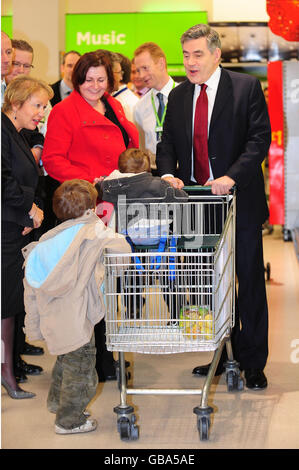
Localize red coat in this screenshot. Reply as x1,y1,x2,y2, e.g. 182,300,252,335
42,90,139,183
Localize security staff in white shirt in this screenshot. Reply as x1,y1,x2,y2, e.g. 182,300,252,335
111,52,139,123
133,42,176,173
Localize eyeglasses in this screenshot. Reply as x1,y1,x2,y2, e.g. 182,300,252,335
12,61,34,70
113,70,123,75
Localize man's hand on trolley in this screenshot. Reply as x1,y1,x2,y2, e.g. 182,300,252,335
204,175,235,195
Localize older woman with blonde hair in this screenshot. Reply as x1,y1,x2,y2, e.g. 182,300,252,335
1,75,53,399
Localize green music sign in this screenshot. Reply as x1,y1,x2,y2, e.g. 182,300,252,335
1,16,13,38
65,11,208,68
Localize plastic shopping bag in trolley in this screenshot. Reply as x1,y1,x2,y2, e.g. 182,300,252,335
126,234,177,282
121,214,177,279
125,217,171,246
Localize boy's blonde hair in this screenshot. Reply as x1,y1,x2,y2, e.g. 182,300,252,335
118,148,151,174
53,179,98,221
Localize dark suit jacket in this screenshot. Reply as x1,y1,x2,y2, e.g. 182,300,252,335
156,67,271,229
21,127,44,148
1,113,40,227
50,80,62,107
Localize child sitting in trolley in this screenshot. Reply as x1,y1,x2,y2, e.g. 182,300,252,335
100,148,188,320
23,179,131,435
100,147,188,203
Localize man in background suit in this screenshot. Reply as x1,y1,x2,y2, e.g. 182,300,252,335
156,24,271,390
5,39,44,165
50,50,81,107
1,31,13,106
133,42,177,174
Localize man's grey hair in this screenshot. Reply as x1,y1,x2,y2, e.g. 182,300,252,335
180,24,221,53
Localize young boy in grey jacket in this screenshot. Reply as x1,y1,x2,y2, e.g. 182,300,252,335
23,179,131,435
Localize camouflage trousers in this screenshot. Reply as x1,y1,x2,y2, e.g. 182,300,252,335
47,334,98,429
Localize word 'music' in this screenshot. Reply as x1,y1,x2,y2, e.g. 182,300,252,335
77,31,126,46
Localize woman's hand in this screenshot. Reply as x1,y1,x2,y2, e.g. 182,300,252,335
22,226,33,236
28,203,44,228
31,147,43,164
93,176,105,185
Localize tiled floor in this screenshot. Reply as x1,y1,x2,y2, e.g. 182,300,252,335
1,227,299,449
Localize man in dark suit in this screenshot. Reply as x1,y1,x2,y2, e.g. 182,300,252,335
50,50,81,107
156,24,271,390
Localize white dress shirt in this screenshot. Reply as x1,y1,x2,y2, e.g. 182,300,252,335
190,66,221,182
60,79,72,101
134,76,176,167
112,84,139,123
163,67,221,181
1,79,7,107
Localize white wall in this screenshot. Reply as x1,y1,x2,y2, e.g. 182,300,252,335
10,0,65,83
213,0,269,22
65,0,213,14
2,0,269,21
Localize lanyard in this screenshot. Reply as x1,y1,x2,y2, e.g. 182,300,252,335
151,81,175,134
113,86,128,98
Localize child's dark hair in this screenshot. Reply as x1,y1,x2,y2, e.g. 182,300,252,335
53,179,98,221
118,148,151,174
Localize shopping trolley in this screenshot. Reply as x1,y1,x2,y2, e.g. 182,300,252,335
104,187,244,441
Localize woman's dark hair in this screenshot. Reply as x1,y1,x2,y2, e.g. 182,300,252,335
72,51,115,94
116,53,132,84
53,179,98,221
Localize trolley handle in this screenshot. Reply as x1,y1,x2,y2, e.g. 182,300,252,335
183,185,236,194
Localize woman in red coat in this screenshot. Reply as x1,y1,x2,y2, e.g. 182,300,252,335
42,51,139,384
42,51,139,183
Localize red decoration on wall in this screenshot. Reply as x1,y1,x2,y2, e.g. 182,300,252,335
267,0,299,41
267,61,285,225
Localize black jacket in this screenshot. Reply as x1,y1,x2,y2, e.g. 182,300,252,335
101,172,188,205
21,127,44,148
49,80,62,107
156,68,271,229
1,113,40,227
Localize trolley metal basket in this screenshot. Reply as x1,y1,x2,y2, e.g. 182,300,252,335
104,187,243,441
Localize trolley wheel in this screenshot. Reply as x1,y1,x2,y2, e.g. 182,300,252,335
117,415,139,441
197,415,210,441
226,369,244,392
194,406,213,441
